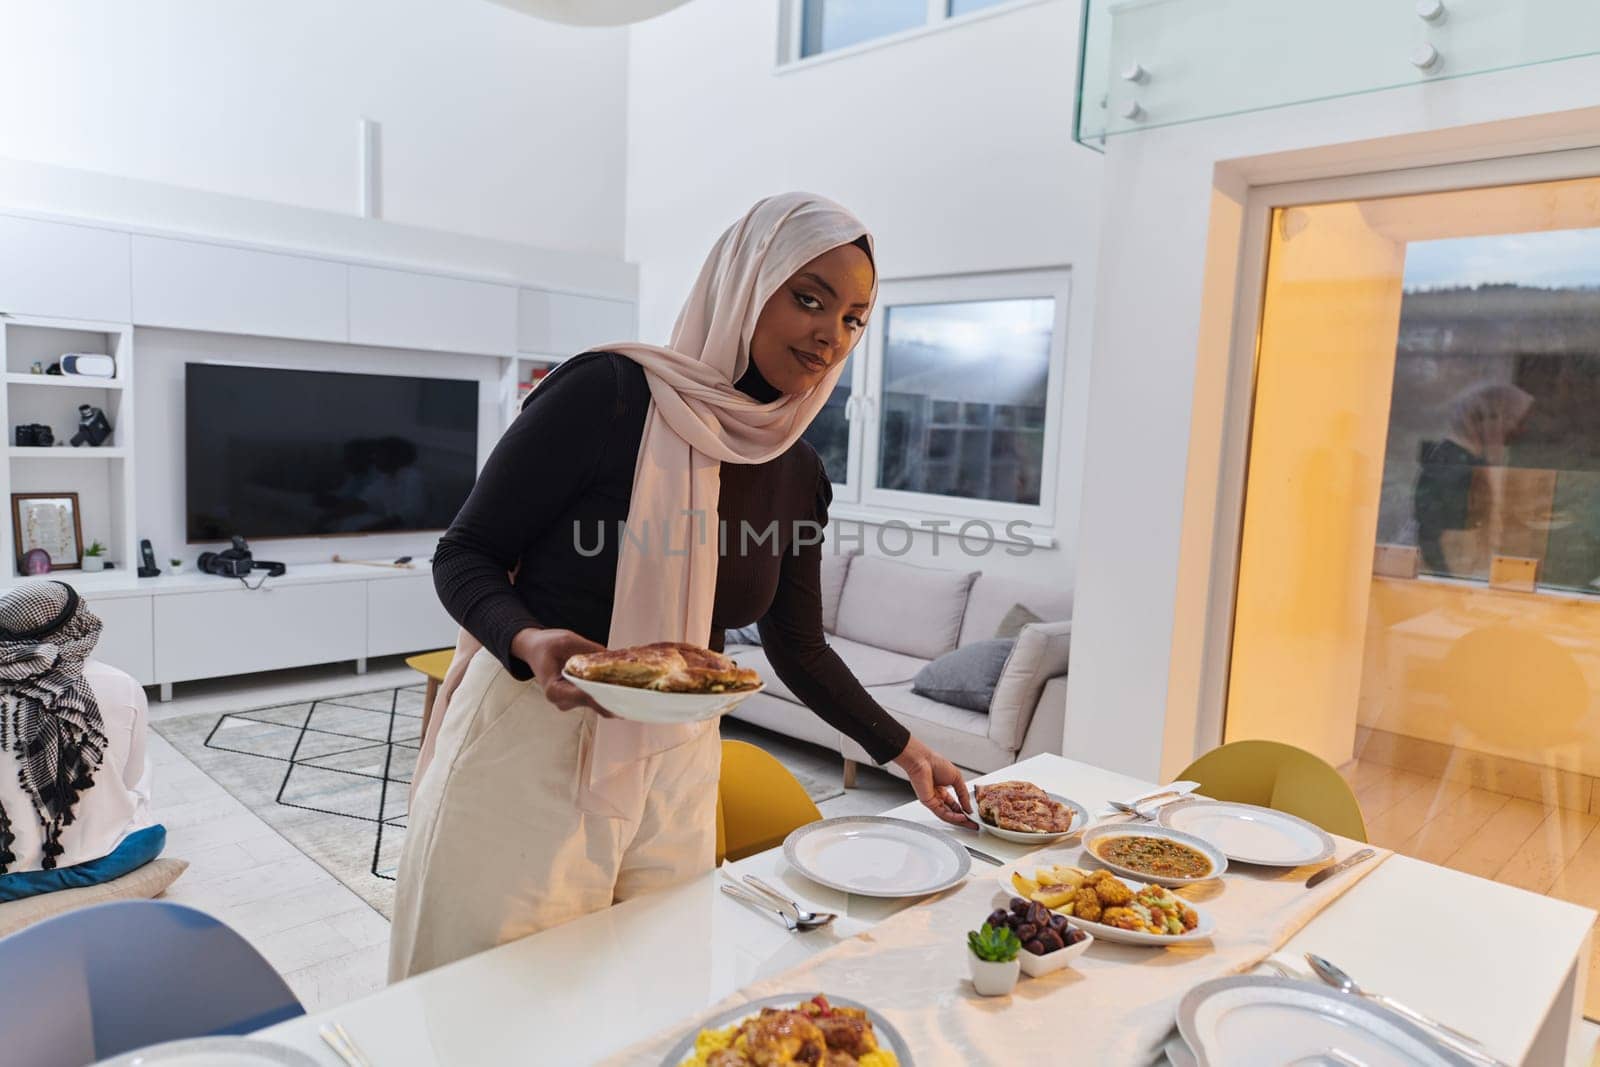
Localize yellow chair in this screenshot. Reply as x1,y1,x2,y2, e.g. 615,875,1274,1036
406,648,456,746
1178,740,1368,842
716,740,822,864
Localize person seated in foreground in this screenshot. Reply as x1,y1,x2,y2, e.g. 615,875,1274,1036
0,581,161,900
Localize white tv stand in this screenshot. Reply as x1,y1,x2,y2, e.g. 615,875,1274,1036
4,561,456,700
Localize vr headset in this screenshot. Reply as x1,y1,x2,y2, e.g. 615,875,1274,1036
198,536,287,580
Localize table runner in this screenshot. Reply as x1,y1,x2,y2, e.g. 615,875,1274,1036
606,839,1390,1065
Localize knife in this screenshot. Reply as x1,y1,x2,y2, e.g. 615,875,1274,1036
965,844,1005,866
1306,848,1376,888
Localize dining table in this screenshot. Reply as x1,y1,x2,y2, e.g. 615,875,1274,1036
257,752,1594,1065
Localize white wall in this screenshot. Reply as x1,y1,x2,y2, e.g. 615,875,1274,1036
0,0,630,259
135,329,505,568
624,0,1101,586
1066,56,1600,781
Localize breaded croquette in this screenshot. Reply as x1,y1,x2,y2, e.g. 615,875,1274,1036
1179,904,1198,931
1072,886,1103,923
1093,876,1134,907
1100,907,1143,931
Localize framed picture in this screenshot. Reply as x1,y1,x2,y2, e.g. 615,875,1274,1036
12,492,83,571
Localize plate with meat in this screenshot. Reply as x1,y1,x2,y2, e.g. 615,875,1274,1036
666,993,911,1067
564,642,764,724
998,863,1216,946
971,780,1088,844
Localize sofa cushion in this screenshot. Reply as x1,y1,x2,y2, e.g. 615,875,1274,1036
728,638,927,706
989,620,1073,751
0,858,188,939
958,574,1073,647
835,557,977,660
911,639,1015,712
819,548,857,633
993,603,1042,640
0,825,167,902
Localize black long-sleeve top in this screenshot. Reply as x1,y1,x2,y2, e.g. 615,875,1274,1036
431,350,911,765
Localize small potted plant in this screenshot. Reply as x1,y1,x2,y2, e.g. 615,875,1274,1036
168,557,185,574
967,921,1021,996
82,541,107,573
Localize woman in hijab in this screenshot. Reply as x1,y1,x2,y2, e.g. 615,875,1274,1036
391,194,974,980
1414,382,1534,573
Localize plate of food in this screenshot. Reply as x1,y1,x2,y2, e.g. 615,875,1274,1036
999,862,1215,946
1080,823,1228,887
971,780,1088,844
666,993,910,1067
563,642,763,724
1157,800,1335,868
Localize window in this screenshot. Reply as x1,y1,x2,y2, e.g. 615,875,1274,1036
799,0,925,58
802,270,1069,531
786,0,1033,63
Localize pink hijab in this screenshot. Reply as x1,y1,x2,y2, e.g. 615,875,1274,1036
581,193,875,817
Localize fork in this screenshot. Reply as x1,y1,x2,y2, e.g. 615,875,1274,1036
721,882,802,930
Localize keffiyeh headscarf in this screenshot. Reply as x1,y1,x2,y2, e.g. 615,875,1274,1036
0,581,106,872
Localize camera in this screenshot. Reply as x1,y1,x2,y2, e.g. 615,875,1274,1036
14,424,54,447
198,536,287,581
70,405,113,448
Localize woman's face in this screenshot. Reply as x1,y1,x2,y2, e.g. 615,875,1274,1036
749,242,875,395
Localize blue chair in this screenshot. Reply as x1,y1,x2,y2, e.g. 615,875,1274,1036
0,899,304,1066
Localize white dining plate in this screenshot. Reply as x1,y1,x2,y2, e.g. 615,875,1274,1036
971,786,1089,845
784,816,971,898
562,670,763,724
1158,801,1336,867
1080,822,1229,887
94,1037,321,1067
996,866,1216,946
1177,976,1476,1067
658,993,914,1066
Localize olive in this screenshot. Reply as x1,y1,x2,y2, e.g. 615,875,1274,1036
1037,928,1064,953
987,909,1011,929
1024,939,1046,956
1015,922,1038,942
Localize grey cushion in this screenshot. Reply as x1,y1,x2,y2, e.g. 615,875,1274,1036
835,556,978,660
993,603,1042,640
726,624,762,646
911,638,1015,712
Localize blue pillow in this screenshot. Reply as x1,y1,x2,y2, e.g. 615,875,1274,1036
0,824,167,902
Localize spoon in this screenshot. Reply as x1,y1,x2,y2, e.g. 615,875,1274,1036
742,874,838,929
1304,954,1507,1065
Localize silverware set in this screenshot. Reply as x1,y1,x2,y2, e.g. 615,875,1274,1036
318,1022,374,1067
1255,954,1508,1066
720,872,837,931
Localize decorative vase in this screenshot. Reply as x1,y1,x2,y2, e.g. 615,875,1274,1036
82,557,105,573
968,953,1020,997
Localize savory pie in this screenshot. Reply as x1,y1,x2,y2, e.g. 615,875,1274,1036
564,642,761,694
974,780,1077,834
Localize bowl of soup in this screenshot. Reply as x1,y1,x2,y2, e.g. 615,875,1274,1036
1081,824,1228,887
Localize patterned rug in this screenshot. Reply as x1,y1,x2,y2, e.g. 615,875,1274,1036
154,686,847,920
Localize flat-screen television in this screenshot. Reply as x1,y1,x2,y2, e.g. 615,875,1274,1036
186,363,478,542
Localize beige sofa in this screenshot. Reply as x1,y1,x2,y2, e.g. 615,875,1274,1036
724,551,1072,784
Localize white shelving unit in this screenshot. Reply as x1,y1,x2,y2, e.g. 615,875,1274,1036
499,352,566,427
0,312,136,577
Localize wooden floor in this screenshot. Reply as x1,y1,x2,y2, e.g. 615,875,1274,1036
1342,757,1600,1018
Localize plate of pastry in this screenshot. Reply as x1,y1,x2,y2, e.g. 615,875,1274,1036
971,780,1088,844
564,642,763,724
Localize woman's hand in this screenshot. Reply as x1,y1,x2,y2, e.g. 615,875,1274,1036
893,736,976,830
511,627,613,716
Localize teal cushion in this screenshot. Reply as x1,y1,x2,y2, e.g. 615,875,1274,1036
0,824,167,902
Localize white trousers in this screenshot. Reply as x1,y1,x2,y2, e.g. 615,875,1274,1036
388,649,721,981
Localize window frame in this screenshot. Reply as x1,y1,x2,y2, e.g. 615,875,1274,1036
823,268,1071,538
777,0,1050,70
